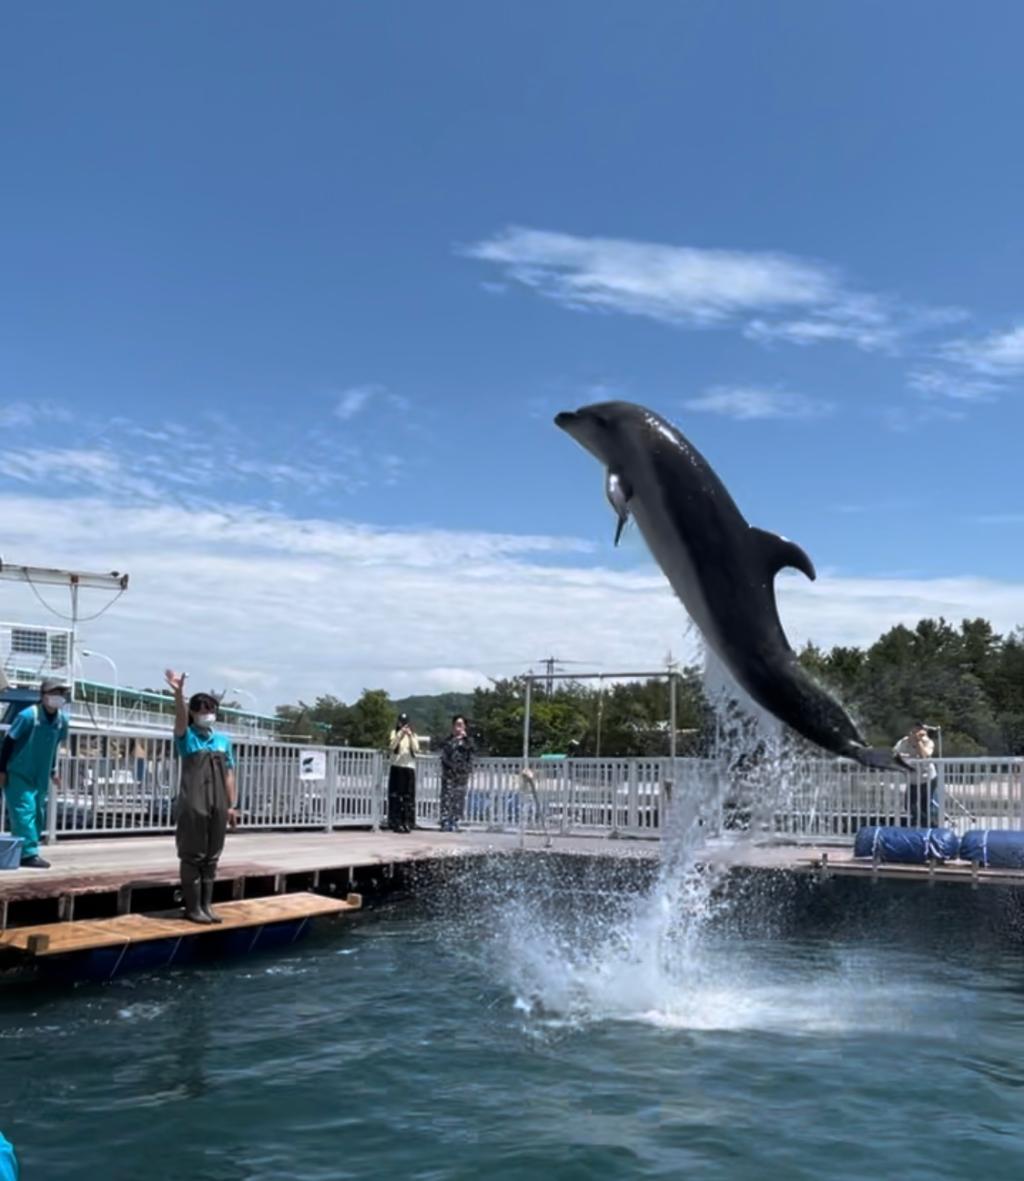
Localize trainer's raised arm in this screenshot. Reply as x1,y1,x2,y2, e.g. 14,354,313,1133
164,669,188,738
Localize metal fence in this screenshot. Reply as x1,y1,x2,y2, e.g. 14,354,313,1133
0,731,1020,844
0,731,387,840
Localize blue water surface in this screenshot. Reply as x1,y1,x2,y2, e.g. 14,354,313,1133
0,881,1023,1180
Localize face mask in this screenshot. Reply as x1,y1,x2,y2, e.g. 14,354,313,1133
42,694,67,711
195,713,216,728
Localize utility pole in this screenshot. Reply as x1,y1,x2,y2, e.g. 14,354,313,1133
541,655,557,697
537,655,590,697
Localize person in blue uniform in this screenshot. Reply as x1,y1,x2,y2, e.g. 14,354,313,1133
0,677,70,868
165,670,238,923
0,1131,18,1179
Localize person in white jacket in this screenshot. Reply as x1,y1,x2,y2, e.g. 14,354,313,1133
386,713,420,833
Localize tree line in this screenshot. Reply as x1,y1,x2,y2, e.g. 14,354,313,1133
274,617,1024,758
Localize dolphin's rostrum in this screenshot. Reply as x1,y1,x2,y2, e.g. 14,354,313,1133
555,400,909,773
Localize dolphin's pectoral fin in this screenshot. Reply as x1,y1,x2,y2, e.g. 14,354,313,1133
853,744,913,775
749,527,817,582
605,470,632,547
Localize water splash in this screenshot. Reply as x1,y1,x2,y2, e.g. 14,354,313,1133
472,742,735,1029
462,650,843,1031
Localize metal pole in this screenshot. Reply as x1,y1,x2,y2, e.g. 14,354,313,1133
669,672,678,761
230,687,259,735
520,676,533,850
82,650,119,725
70,580,79,706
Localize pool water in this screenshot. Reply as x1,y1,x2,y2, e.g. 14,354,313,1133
1,861,1023,1180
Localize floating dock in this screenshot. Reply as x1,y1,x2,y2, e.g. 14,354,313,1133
0,890,362,983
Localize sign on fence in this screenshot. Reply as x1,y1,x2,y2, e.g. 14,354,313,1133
299,749,327,781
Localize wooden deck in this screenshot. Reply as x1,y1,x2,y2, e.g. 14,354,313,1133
0,892,361,957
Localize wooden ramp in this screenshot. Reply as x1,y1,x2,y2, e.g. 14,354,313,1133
0,891,362,959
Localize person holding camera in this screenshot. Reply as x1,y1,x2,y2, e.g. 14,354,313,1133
893,721,938,826
439,714,474,832
387,712,419,833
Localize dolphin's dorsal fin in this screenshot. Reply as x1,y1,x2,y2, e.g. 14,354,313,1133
749,527,816,582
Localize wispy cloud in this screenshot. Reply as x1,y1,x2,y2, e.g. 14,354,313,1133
906,368,1002,403
940,324,1024,376
2,447,163,498
744,311,895,352
1,492,1020,705
684,385,834,421
0,403,417,507
334,385,379,421
0,400,74,429
465,226,838,327
464,226,961,355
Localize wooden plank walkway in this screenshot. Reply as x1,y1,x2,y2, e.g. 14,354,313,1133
0,892,361,957
0,829,1021,921
0,830,506,903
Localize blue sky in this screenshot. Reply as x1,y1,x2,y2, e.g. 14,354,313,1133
2,2,1023,705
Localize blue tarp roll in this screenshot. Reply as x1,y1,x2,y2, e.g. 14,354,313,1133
959,829,1024,869
853,826,960,864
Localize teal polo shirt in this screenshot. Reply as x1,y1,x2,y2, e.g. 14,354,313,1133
175,726,235,768
0,1130,19,1178
6,705,69,784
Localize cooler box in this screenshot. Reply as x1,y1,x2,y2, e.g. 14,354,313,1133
0,835,24,870
959,830,1024,869
854,825,960,864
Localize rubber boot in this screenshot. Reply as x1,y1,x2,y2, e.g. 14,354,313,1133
201,876,223,923
181,862,212,924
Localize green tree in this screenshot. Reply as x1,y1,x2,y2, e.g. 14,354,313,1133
471,678,526,756
346,689,395,749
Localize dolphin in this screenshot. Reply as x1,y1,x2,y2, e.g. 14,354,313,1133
555,400,910,773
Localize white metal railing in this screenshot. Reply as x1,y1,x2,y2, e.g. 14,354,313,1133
0,741,1019,845
18,732,387,839
413,755,714,836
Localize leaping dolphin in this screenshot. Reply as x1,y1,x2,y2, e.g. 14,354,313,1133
555,400,909,773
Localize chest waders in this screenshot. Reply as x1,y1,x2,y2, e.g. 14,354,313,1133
175,750,229,923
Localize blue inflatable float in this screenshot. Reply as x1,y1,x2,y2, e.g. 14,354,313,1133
959,829,1024,869
854,826,960,864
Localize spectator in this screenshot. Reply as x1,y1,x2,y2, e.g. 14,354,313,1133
165,670,239,923
893,721,938,826
439,715,474,832
0,677,70,868
387,713,419,833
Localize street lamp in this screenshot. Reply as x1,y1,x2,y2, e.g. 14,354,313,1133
229,687,259,733
81,648,119,725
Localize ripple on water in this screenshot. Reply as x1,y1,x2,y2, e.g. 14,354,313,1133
0,882,1022,1179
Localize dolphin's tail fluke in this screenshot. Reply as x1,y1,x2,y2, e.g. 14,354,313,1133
851,745,914,774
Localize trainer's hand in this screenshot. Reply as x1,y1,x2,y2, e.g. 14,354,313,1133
227,807,240,830
164,669,187,695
